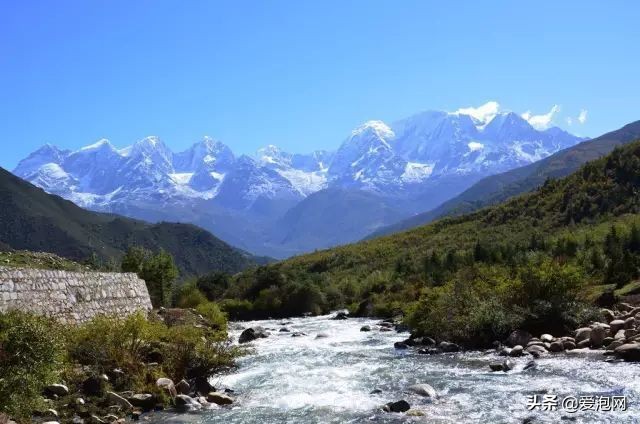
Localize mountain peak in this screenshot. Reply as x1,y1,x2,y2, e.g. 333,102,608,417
78,138,115,153
351,120,395,140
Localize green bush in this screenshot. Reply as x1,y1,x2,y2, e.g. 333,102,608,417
173,282,208,309
0,311,64,421
195,302,228,334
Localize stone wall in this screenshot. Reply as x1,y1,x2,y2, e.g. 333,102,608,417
0,267,152,323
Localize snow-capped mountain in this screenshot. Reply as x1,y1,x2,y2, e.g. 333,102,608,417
12,107,585,258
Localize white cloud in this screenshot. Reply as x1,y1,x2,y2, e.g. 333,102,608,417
467,141,484,151
566,117,573,126
455,101,501,124
578,109,588,124
521,105,560,130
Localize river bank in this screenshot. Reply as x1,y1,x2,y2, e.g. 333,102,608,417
151,314,640,423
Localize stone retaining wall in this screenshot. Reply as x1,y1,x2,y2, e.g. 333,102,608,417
0,266,152,323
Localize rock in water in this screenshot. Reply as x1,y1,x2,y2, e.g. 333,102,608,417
438,341,460,352
239,327,269,343
574,327,592,343
360,325,372,332
394,341,409,350
509,345,523,357
384,400,411,413
406,384,437,398
174,394,201,410
207,392,234,405
332,311,349,320
614,343,640,361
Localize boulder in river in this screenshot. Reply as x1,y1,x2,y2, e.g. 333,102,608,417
279,328,290,332
509,345,523,357
128,393,156,411
614,343,640,361
332,311,349,320
156,378,177,398
438,341,460,352
574,327,592,343
507,330,532,348
406,384,437,398
549,341,564,352
525,345,547,358
360,325,372,332
383,400,411,413
239,327,269,344
207,392,234,405
418,348,441,355
489,359,514,372
315,332,329,339
590,324,609,347
394,341,409,350
174,394,201,410
176,379,190,395
540,334,554,343
609,319,626,335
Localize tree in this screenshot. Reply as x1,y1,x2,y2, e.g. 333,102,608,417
196,272,231,301
121,247,178,308
141,250,179,308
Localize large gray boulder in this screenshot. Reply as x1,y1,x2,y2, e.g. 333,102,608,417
609,319,626,335
574,327,592,343
590,324,609,347
614,343,640,361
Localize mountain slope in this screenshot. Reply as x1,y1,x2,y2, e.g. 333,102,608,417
372,120,640,238
223,139,640,344
0,167,261,276
13,105,584,258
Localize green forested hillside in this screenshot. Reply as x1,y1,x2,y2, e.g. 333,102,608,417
371,120,640,238
0,168,261,276
218,140,640,346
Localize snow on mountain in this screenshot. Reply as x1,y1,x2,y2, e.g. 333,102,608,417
12,104,586,257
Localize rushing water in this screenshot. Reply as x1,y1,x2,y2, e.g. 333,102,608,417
154,314,640,423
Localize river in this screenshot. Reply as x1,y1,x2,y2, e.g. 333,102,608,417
154,314,640,423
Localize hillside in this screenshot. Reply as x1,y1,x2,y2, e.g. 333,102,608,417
0,167,262,276
371,120,640,238
220,139,640,345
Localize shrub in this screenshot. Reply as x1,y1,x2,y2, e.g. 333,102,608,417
173,282,208,308
0,311,64,421
195,302,228,335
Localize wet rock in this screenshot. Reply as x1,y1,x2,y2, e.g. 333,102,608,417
438,341,460,352
590,324,609,347
540,334,554,343
45,384,69,397
574,327,592,343
406,409,425,416
576,339,591,348
525,345,547,358
156,378,177,398
175,380,190,395
614,343,640,361
383,400,411,413
315,332,329,339
370,388,383,394
174,394,201,410
332,311,349,320
406,384,437,398
379,327,392,332
609,319,626,335
562,340,576,350
509,345,524,357
394,341,409,350
279,328,290,332
489,361,505,372
523,360,537,371
606,339,625,351
549,341,564,352
207,392,234,405
238,327,269,344
106,392,133,409
507,330,532,348
499,347,511,356
417,348,441,355
360,325,372,332
291,332,306,337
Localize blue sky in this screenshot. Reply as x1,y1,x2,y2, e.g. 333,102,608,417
1,1,639,169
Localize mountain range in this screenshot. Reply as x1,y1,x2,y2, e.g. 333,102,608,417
371,120,640,238
13,108,584,257
0,167,264,276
